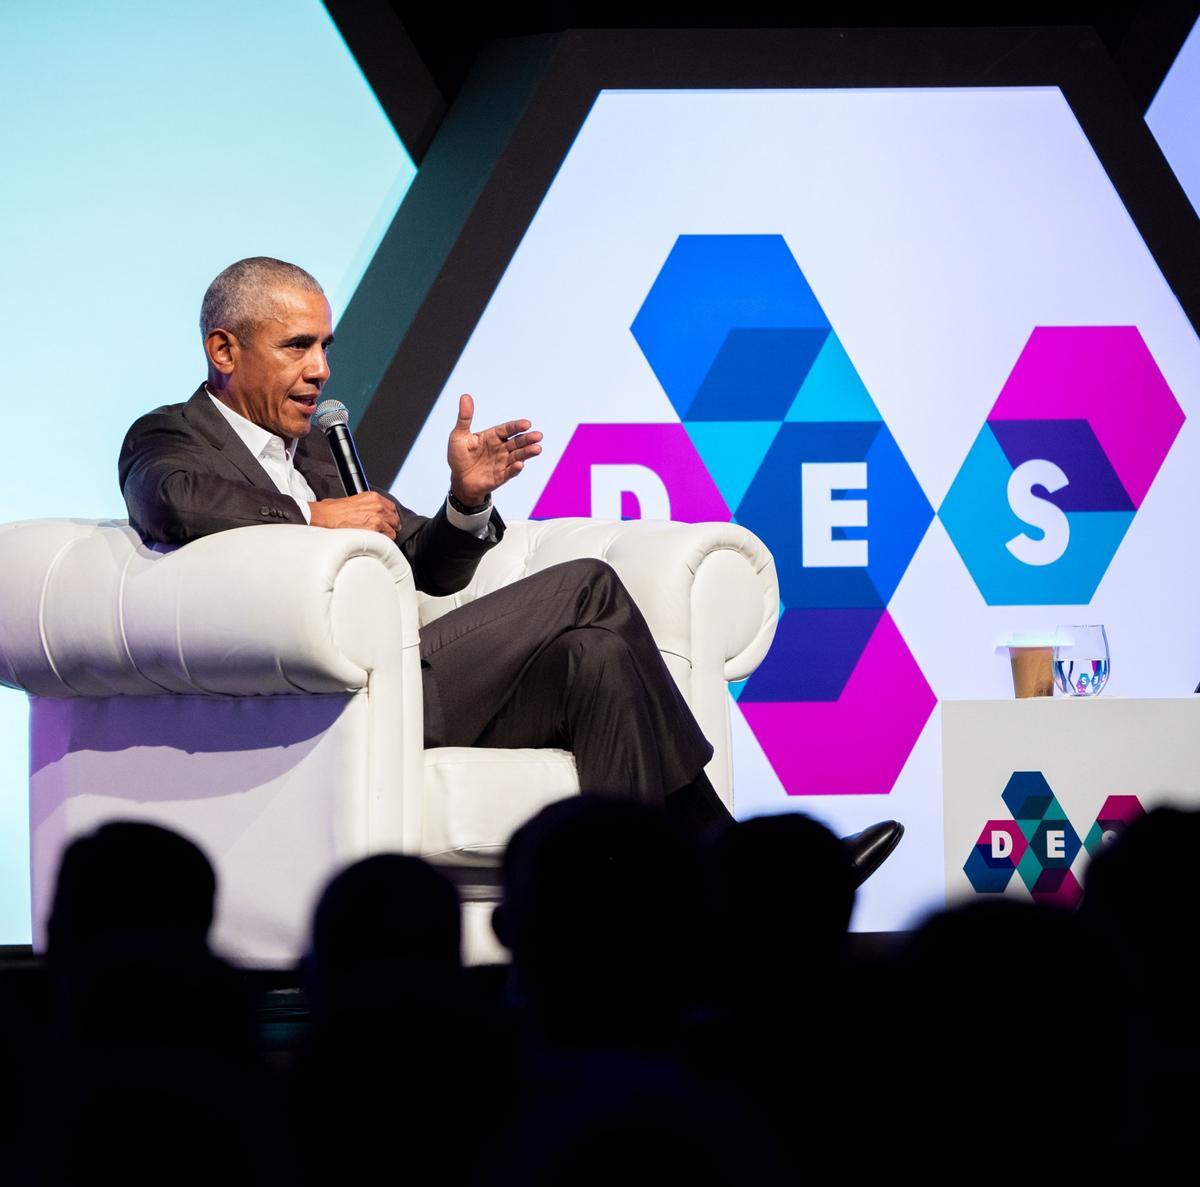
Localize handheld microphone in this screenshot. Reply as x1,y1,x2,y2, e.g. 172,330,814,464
315,400,369,496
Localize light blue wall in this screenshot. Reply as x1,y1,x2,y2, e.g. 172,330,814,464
0,0,415,943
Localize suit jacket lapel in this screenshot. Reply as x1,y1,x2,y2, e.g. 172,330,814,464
182,385,287,491
183,384,346,501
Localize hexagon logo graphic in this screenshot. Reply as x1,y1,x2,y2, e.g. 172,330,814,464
962,772,1084,907
940,327,1184,605
532,234,936,794
531,424,731,522
963,819,1028,893
1083,794,1145,856
630,234,934,794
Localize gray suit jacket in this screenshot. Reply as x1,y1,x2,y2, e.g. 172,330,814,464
118,385,501,596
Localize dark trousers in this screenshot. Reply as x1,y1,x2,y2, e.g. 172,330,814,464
418,559,713,806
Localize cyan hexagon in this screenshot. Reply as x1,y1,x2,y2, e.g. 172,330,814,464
786,333,881,423
630,235,830,420
736,421,933,609
939,425,1134,606
684,422,781,511
939,326,1182,607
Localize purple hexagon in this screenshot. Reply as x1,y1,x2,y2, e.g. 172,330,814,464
988,326,1184,509
739,608,882,702
738,611,935,795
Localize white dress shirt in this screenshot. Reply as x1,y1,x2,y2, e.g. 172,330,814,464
205,389,493,537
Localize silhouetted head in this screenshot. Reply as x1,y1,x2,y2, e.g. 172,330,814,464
496,796,699,1029
47,821,215,966
309,854,461,985
705,813,854,986
1083,804,1200,1035
893,898,1128,1174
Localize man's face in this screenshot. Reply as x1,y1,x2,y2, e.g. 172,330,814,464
215,286,334,439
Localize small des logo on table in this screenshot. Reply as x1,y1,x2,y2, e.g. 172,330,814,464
964,771,1145,907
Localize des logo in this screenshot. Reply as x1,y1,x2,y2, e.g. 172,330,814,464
964,771,1145,908
939,328,1183,605
534,235,937,796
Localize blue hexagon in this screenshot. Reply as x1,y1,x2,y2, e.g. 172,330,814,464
631,235,830,420
735,422,933,609
964,845,1017,894
1000,770,1056,823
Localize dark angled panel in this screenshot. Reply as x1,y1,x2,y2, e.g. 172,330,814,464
1115,0,1199,110
345,26,1200,487
321,34,559,443
322,0,446,162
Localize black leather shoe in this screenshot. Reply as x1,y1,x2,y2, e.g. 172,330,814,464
843,820,904,888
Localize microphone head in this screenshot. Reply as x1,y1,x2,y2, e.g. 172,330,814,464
315,399,350,431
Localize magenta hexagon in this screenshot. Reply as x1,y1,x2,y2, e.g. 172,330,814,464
738,611,935,795
989,326,1184,508
1030,868,1084,910
531,423,732,521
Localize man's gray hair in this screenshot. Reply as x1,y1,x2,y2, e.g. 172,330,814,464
200,257,324,342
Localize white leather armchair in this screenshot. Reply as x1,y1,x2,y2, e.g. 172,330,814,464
0,517,778,965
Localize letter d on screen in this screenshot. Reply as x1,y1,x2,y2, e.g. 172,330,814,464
589,464,672,519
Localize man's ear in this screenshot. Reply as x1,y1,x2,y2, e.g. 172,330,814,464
204,328,237,376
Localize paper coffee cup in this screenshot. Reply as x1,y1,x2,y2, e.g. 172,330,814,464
1009,647,1054,699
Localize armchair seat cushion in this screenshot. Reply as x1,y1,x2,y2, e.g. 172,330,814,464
421,747,578,865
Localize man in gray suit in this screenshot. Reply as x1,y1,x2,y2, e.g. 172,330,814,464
119,257,902,871
119,257,721,826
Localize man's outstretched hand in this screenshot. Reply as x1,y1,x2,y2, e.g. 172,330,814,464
309,492,400,539
447,394,542,506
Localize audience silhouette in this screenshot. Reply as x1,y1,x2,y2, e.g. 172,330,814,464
41,822,263,1186
3,802,1196,1182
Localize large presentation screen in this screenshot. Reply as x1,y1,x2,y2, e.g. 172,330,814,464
394,87,1200,931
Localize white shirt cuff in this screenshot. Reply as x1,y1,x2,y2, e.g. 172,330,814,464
297,499,313,524
445,497,493,539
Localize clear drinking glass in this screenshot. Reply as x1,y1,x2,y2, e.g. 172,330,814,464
1053,625,1110,697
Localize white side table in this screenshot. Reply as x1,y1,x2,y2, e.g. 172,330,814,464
942,697,1200,907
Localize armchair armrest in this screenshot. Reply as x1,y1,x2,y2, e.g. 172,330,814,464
0,520,420,699
417,519,779,809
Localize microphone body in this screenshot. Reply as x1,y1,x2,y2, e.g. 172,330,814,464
315,401,369,495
